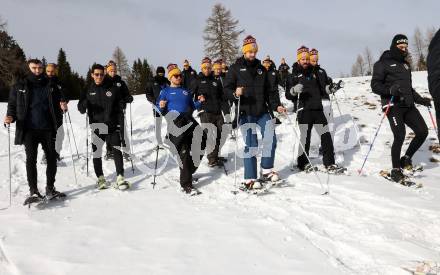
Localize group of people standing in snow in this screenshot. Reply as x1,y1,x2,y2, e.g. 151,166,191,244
4,30,440,202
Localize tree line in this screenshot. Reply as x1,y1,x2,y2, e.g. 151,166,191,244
0,16,154,102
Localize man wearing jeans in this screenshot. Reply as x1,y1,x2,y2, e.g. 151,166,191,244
224,35,286,190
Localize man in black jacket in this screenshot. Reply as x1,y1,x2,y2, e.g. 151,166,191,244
105,62,133,161
182,59,197,90
278,58,290,91
5,59,68,202
146,66,170,148
191,57,230,167
224,35,286,190
78,64,130,190
286,46,344,174
428,29,440,142
371,34,431,182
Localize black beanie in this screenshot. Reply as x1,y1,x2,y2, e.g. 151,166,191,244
156,66,165,75
391,34,409,48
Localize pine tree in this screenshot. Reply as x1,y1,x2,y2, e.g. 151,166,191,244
56,48,84,100
0,21,27,102
203,4,244,64
112,47,130,81
127,58,153,95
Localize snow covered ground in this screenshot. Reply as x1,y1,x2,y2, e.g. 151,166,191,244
0,72,440,275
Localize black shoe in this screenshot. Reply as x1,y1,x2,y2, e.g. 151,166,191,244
24,191,44,205
182,186,201,196
400,155,413,171
390,168,405,183
46,187,66,200
208,159,219,167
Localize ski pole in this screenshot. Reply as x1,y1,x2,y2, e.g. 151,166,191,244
129,103,133,138
123,109,135,174
151,145,160,188
67,110,79,159
284,113,329,195
5,124,12,207
427,106,438,137
234,96,241,189
64,114,78,185
86,115,89,177
358,97,394,175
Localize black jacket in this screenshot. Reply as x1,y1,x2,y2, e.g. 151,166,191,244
286,63,327,111
428,29,440,100
77,78,124,129
312,65,332,100
223,57,281,117
107,75,132,109
371,50,424,108
190,73,229,115
278,63,290,83
146,75,170,104
7,74,65,145
182,66,197,90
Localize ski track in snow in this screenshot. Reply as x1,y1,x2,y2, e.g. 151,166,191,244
0,72,440,274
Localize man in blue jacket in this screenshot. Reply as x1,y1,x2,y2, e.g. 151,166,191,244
158,64,205,195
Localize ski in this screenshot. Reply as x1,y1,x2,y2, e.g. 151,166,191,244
379,170,423,188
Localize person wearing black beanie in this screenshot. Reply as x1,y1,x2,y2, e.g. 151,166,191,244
371,34,432,183
146,66,170,148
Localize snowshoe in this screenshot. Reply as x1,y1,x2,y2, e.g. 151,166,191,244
260,171,281,183
325,164,347,175
96,176,108,190
302,163,318,173
45,188,66,201
379,169,423,188
208,159,219,168
123,152,131,161
116,175,130,191
23,192,44,207
182,186,202,196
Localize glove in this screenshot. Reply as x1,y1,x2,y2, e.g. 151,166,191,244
389,84,401,96
290,84,303,97
417,97,432,107
325,84,337,95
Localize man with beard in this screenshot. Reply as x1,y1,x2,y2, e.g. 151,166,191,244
5,59,68,203
191,57,229,167
224,35,286,190
146,66,170,148
371,34,431,182
158,64,205,195
182,59,197,90
286,46,344,174
278,58,290,91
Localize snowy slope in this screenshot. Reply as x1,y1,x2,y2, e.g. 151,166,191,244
0,72,439,275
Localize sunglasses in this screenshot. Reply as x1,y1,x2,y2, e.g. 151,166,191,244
173,74,182,79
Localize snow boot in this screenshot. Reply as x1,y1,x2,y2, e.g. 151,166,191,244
326,164,346,174
97,175,108,190
400,155,413,171
390,168,405,183
116,175,130,190
261,170,280,183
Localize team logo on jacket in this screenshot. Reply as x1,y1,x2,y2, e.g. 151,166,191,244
272,72,276,76
212,82,217,86
183,91,189,96
257,69,263,75
116,82,121,87
106,91,112,97
57,85,62,89
19,89,26,93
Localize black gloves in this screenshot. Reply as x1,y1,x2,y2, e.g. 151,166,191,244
389,84,401,96
417,97,432,107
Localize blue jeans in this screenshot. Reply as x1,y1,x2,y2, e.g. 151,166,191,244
239,113,277,180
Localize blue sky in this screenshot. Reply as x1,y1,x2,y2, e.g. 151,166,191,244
2,0,439,76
